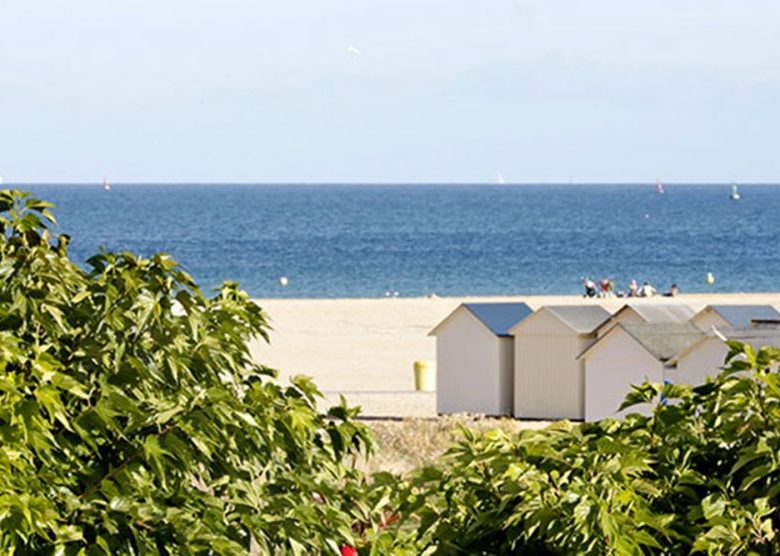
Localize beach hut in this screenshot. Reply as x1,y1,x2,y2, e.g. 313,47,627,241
579,322,702,421
668,328,780,387
690,304,780,331
510,305,611,420
429,302,532,415
595,303,695,338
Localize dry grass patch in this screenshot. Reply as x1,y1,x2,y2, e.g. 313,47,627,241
361,415,552,475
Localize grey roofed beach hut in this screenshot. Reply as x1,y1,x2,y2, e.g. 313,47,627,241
510,305,611,420
668,327,780,387
429,302,533,415
690,304,780,331
595,303,695,338
579,322,702,421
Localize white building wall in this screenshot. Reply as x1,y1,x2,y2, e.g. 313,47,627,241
584,328,664,421
691,311,729,332
498,337,514,413
674,338,728,387
435,312,508,415
514,311,590,420
674,336,780,389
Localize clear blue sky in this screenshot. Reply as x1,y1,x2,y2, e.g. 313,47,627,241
1,1,778,183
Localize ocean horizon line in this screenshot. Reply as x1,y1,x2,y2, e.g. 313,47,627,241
8,181,780,187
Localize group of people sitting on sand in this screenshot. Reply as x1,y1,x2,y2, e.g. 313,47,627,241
583,278,679,299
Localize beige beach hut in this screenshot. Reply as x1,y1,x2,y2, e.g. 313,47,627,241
579,322,702,421
668,328,780,387
595,303,695,338
690,304,780,331
510,305,611,420
429,302,532,415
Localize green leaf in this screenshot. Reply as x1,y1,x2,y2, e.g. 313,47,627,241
701,494,727,522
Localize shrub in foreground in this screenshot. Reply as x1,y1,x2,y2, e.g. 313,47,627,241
381,342,780,554
0,190,392,553
5,188,780,555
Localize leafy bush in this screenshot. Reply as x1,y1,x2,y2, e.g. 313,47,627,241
385,342,780,554
0,190,391,553
6,188,780,555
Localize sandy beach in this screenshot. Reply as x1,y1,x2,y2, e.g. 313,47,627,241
249,293,780,417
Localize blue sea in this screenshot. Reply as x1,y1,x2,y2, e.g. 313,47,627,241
19,184,780,298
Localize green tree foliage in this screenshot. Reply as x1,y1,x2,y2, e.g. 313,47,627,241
7,188,780,555
0,190,391,554
384,342,780,554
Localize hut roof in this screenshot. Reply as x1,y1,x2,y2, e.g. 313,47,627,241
670,327,780,364
542,305,612,334
619,303,695,323
619,323,703,361
429,302,533,338
699,305,780,328
580,322,702,362
464,303,533,337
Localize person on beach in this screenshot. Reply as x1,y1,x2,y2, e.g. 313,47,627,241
583,278,597,298
627,280,639,297
599,279,615,298
664,283,679,297
638,281,657,297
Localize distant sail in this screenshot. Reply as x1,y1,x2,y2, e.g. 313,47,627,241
496,173,506,185
730,184,740,201
656,181,665,194
103,178,111,191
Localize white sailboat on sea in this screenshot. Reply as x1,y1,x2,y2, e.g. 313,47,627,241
730,184,741,201
656,180,665,194
496,172,506,185
103,177,111,191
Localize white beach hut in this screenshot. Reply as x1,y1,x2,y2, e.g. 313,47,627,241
429,302,532,415
579,322,702,421
510,305,611,420
595,303,695,338
668,328,780,387
690,304,780,331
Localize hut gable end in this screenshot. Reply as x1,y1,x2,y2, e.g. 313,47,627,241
510,305,611,337
510,308,570,337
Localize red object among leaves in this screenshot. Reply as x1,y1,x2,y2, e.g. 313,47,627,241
340,546,358,556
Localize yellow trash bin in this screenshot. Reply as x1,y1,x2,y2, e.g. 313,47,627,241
414,360,436,392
